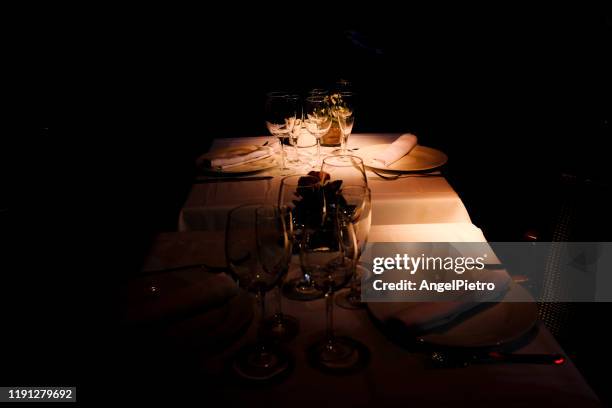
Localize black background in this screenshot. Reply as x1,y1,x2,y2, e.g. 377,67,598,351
5,4,612,405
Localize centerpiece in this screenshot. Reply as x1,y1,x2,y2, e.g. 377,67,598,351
319,94,344,147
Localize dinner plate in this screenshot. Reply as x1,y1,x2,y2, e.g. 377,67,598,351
367,283,538,349
356,144,448,172
196,145,278,175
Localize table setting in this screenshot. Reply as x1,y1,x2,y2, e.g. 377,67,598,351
121,91,600,406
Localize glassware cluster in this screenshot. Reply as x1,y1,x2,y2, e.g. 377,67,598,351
225,154,371,380
264,86,357,173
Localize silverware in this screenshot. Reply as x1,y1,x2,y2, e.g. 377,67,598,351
371,169,443,180
430,350,566,368
195,176,273,183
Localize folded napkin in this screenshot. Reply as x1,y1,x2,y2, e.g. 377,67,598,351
384,269,511,333
201,145,273,170
373,133,418,167
125,268,238,324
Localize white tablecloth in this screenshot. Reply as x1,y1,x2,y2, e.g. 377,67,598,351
178,134,472,231
169,134,599,405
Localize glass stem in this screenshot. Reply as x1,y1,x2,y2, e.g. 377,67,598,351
257,289,267,337
349,270,358,295
349,225,360,297
280,140,287,169
341,132,347,154
276,285,284,322
316,138,321,168
325,286,334,341
256,289,272,363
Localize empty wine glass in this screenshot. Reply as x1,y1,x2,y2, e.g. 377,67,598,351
259,207,300,342
226,204,292,380
335,185,372,310
301,207,369,372
287,95,303,166
321,155,368,189
330,92,356,154
303,95,332,168
265,92,298,176
278,174,325,301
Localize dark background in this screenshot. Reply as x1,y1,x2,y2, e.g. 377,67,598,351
6,4,612,404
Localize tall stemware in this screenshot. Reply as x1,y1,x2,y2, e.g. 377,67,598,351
303,95,332,168
330,91,356,154
226,204,292,380
300,199,369,372
278,174,325,301
335,185,372,310
265,92,297,176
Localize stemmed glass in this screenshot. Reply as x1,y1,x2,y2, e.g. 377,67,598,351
321,155,368,189
301,200,368,372
265,92,298,176
303,95,332,168
335,185,372,309
330,92,356,154
278,174,325,301
226,204,292,380
320,156,369,308
287,95,303,166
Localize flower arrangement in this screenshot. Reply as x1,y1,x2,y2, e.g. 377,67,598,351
320,93,354,147
292,171,352,229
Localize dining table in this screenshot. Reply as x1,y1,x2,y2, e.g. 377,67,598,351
140,134,600,406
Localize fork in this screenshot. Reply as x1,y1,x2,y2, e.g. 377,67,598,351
371,169,443,180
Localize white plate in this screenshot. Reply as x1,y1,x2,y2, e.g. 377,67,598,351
196,146,278,175
367,283,538,348
356,144,448,172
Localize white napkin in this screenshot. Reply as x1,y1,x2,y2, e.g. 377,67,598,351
373,133,418,167
202,145,273,170
385,269,511,332
125,269,238,324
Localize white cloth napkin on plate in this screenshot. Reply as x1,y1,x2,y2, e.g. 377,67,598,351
125,269,238,324
202,145,273,170
384,269,511,332
373,133,418,166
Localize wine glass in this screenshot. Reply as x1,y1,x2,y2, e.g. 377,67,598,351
321,155,368,189
278,174,325,301
301,208,369,372
265,92,298,176
257,206,299,341
330,92,356,154
226,204,292,380
303,95,332,168
335,185,372,310
287,95,303,166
